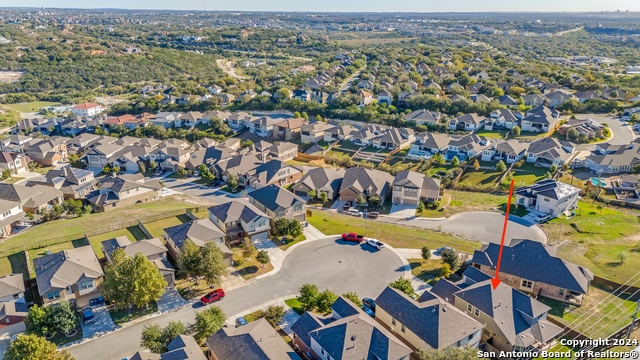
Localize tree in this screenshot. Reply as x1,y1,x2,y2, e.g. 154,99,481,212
473,159,480,171
319,191,328,204
567,127,579,141
226,174,239,191
342,291,362,307
511,125,521,136
440,263,452,278
193,306,225,343
273,218,290,237
307,189,317,199
199,242,229,287
138,161,146,174
242,238,256,258
416,201,425,215
4,334,74,360
355,193,367,206
297,283,320,311
315,114,323,122
256,250,270,264
316,290,338,315
440,248,460,272
177,239,202,283
451,156,459,167
263,305,285,326
49,300,77,336
368,195,381,208
496,160,507,172
389,277,415,298
141,321,186,353
131,253,167,308
240,140,254,148
415,346,477,360
617,251,630,264
421,246,431,261
25,305,51,337
432,153,445,165
176,168,187,179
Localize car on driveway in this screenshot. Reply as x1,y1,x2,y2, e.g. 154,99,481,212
161,188,170,195
534,213,552,223
362,298,376,311
235,316,248,327
362,304,375,318
435,247,454,255
82,307,95,325
366,238,384,250
200,289,225,305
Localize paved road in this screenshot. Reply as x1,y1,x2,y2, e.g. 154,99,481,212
215,59,248,80
575,114,635,153
378,211,547,245
67,237,404,360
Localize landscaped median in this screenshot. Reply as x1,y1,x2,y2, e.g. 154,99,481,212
306,209,481,254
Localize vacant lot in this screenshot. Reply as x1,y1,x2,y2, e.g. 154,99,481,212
143,214,192,239
337,37,419,46
307,210,481,254
420,190,507,218
1,101,60,113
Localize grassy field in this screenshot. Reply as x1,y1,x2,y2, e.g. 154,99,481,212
143,214,191,239
337,37,419,46
420,190,507,218
409,258,445,283
459,167,501,190
307,210,481,253
2,177,25,185
539,285,637,339
109,302,158,326
543,200,640,282
474,130,509,139
511,164,549,187
1,101,60,113
284,298,303,315
233,247,274,280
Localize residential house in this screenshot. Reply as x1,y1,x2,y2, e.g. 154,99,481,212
85,143,124,170
0,183,63,215
526,137,575,167
24,138,68,166
323,125,356,142
398,91,417,105
151,143,192,172
180,111,203,128
545,90,575,108
515,179,581,217
269,142,298,162
206,318,300,360
273,118,306,141
218,93,235,107
408,132,451,159
290,296,412,360
101,237,175,285
0,135,33,154
207,199,271,243
293,89,311,102
300,122,335,143
250,117,280,138
404,109,441,126
0,274,28,326
211,154,262,186
34,246,103,307
226,111,253,130
557,118,604,140
357,79,374,89
521,106,560,133
86,174,162,212
371,128,415,150
44,165,96,199
65,133,101,154
71,102,104,117
246,160,303,189
583,142,640,174
339,167,394,202
0,152,30,175
446,134,487,161
471,94,492,104
484,110,522,131
392,170,441,205
248,184,306,226
446,82,465,94
292,167,345,200
163,219,232,266
377,91,393,105
523,93,546,107
470,239,593,306
574,90,603,103
481,141,528,164
449,268,563,353
357,89,374,108
350,125,387,147
150,112,182,128
448,113,486,131
131,335,206,360
375,286,482,351
0,199,24,237
497,95,519,106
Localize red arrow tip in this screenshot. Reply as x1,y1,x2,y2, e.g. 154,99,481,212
491,277,502,290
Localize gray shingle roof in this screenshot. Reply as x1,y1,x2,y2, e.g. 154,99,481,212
0,274,24,298
293,168,345,195
162,335,206,360
339,167,394,199
208,199,267,224
34,246,103,296
248,184,305,212
163,219,230,254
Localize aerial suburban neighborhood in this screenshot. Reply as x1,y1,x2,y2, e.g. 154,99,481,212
0,5,639,360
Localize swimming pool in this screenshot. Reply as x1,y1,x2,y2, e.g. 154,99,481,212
590,177,605,187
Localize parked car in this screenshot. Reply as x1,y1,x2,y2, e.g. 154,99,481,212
343,201,353,210
367,211,379,219
366,238,385,250
235,316,248,327
161,188,170,195
362,298,376,311
347,208,362,217
435,246,455,255
82,307,95,325
194,170,200,177
342,233,364,243
534,213,552,223
362,304,375,318
212,179,224,187
200,289,225,305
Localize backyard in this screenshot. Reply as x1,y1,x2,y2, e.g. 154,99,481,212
143,214,193,239
232,248,274,280
306,210,481,254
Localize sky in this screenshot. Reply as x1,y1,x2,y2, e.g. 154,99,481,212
3,0,640,12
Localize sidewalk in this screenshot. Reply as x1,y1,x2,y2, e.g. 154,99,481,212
228,295,301,337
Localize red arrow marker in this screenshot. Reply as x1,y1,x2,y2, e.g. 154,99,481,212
491,179,516,290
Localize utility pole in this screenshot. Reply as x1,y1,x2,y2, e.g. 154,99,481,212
628,299,640,340
363,209,368,237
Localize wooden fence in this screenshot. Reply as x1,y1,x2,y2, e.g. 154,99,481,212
592,276,640,301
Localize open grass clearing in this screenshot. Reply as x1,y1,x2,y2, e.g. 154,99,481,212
1,101,60,113
2,177,24,184
419,190,507,218
143,214,192,239
306,210,481,254
284,298,303,315
271,234,306,251
473,129,509,139
109,302,158,326
409,258,445,283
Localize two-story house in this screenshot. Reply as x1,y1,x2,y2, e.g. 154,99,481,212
250,117,281,138
101,237,176,285
34,246,104,307
526,137,575,167
86,174,162,212
0,199,24,238
246,160,302,189
85,144,124,170
44,165,96,199
375,286,483,352
484,109,523,131
0,152,30,175
470,239,593,306
268,142,298,162
481,140,528,164
163,218,232,266
515,179,580,218
0,183,64,215
300,122,335,143
521,106,560,133
408,132,451,159
24,138,68,166
207,199,271,243
292,167,345,200
0,135,33,154
339,167,394,202
248,184,307,227
71,102,104,117
0,274,28,326
448,113,485,131
392,170,441,205
273,118,306,141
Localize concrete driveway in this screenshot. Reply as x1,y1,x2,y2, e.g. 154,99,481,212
157,287,188,313
0,322,26,354
67,237,405,360
389,204,417,218
379,211,547,244
80,305,117,339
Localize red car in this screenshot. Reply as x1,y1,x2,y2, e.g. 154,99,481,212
200,289,225,305
342,232,364,243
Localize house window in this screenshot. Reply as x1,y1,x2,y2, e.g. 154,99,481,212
391,318,396,326
474,308,480,317
483,329,491,337
559,289,565,296
468,333,474,340
543,197,550,202
521,280,533,289
467,304,472,312
47,291,60,300
13,293,19,300
80,280,94,290
401,324,406,333
321,349,325,355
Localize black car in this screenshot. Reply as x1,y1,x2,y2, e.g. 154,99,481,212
362,298,376,311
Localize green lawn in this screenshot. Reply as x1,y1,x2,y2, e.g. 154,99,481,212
419,190,507,218
307,210,481,254
539,285,637,339
143,214,191,239
510,163,549,186
284,298,304,315
32,166,54,175
271,234,306,250
409,258,445,283
474,129,509,139
1,101,60,113
515,131,548,140
109,302,158,326
337,141,363,151
232,248,274,280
